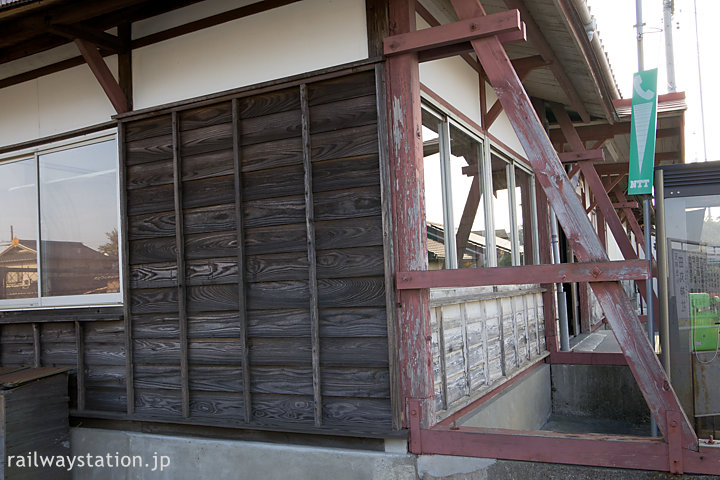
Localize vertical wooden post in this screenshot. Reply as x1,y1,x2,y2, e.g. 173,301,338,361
450,0,697,449
386,0,435,429
118,22,133,111
531,98,558,353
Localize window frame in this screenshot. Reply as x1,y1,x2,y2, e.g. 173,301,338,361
420,101,539,269
0,129,122,311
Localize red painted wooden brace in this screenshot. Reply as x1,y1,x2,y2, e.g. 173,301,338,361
449,0,697,450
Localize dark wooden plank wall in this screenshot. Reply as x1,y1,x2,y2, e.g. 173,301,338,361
0,309,126,413
120,69,393,433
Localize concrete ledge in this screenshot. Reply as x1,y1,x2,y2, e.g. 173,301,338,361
70,428,417,480
458,363,552,430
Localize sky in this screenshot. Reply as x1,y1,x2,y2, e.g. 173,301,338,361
587,0,720,163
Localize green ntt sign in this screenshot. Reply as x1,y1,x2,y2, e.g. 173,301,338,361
628,69,658,195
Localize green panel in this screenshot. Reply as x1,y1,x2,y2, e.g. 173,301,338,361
690,293,720,352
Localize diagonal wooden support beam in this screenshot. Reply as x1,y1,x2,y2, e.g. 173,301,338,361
449,0,696,450
384,10,524,57
74,38,129,114
455,175,482,264
585,172,625,214
549,101,585,152
485,56,548,128
615,190,646,248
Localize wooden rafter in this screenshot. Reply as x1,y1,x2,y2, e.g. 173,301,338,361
549,123,680,145
502,0,590,123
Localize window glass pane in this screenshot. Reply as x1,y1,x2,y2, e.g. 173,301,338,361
490,153,513,266
449,123,486,268
39,140,119,297
423,110,447,269
515,166,535,265
0,159,38,300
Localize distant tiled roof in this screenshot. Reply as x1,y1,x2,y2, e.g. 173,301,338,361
0,0,37,9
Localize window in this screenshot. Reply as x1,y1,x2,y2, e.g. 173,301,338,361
0,133,121,308
422,104,538,269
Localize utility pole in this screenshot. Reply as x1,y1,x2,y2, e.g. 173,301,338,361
663,0,676,92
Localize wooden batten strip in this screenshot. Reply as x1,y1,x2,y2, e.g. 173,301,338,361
75,320,85,411
300,84,323,426
437,308,448,410
172,111,190,418
32,322,40,367
496,298,506,377
119,122,135,415
232,98,253,423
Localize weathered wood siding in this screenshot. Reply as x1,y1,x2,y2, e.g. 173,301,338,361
430,286,546,414
0,67,394,437
121,67,393,433
0,309,126,412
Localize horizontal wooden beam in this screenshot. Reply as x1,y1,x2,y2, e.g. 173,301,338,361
419,425,720,475
613,201,639,210
48,23,125,52
396,260,649,290
558,149,604,163
417,32,526,63
549,351,628,366
385,10,524,57
550,124,681,145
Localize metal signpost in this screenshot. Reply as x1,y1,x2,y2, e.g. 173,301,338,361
629,64,659,436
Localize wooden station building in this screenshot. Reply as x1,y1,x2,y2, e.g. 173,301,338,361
0,0,717,476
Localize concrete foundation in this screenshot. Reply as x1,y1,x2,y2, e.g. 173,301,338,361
66,428,719,479
459,363,552,430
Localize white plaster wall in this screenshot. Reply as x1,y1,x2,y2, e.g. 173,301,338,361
0,59,117,148
0,0,367,148
132,0,368,109
420,56,482,127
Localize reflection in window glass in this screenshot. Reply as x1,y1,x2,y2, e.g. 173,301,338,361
39,140,119,297
491,153,513,266
514,166,535,265
0,159,38,300
449,123,486,268
423,110,447,270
